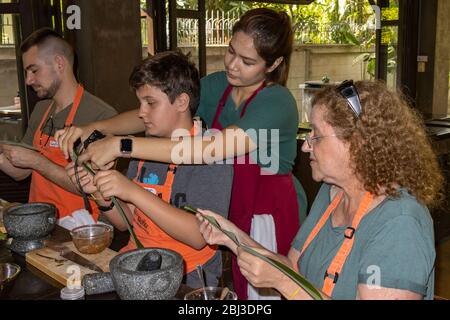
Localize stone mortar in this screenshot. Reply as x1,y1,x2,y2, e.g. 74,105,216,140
3,203,56,240
109,248,183,300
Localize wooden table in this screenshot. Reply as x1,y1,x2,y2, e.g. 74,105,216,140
0,225,191,300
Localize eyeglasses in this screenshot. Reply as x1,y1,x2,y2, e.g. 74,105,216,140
39,114,54,147
337,80,362,118
305,133,339,148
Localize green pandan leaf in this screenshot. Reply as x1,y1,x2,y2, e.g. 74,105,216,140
182,205,322,300
240,246,323,300
71,150,144,249
182,205,198,215
0,232,7,241
183,205,240,246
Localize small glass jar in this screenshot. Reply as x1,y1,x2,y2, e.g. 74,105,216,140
60,286,85,300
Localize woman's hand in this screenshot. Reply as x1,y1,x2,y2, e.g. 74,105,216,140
93,170,137,202
77,136,122,170
65,162,98,194
55,125,93,160
236,246,286,290
197,209,239,251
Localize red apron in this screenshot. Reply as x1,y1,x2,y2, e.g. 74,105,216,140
30,85,100,221
211,84,300,299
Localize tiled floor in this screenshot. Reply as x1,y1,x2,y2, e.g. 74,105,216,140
436,236,450,299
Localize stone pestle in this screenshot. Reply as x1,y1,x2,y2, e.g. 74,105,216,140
82,252,163,296
136,251,162,272
82,272,115,296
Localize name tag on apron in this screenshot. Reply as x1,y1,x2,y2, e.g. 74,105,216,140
144,187,157,195
49,140,59,148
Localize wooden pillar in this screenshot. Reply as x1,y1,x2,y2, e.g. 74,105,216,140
69,0,142,113
431,0,450,117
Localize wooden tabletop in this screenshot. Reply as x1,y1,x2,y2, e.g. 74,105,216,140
0,225,190,300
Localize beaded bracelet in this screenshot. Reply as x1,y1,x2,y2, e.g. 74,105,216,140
288,287,302,300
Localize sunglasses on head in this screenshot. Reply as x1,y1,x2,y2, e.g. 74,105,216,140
337,80,362,118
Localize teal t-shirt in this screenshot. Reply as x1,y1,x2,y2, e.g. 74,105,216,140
197,71,298,175
197,71,308,223
292,183,436,300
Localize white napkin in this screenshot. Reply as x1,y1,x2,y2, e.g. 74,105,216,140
247,214,282,300
57,209,97,231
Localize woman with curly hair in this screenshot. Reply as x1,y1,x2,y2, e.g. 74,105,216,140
197,80,443,300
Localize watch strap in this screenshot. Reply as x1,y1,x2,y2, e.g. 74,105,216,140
97,201,115,212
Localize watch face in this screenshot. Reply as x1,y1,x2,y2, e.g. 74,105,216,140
121,139,133,153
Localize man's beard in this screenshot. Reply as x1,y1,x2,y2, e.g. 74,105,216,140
36,78,62,99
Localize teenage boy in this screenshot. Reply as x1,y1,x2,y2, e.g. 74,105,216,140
67,51,233,288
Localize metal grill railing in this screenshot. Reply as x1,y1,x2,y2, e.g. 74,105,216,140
173,10,374,47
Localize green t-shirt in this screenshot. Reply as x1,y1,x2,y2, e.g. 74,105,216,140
197,71,298,175
197,71,308,223
292,183,436,300
22,90,118,145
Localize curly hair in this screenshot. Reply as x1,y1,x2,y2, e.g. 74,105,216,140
312,81,444,207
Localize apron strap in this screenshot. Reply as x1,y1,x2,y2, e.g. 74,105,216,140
36,103,55,136
211,85,233,129
134,120,199,182
211,82,267,129
135,160,146,181
65,84,84,127
33,84,84,150
134,160,177,203
240,82,267,118
299,191,374,297
299,192,344,257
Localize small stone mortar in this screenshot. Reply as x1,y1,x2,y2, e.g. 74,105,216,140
3,203,56,254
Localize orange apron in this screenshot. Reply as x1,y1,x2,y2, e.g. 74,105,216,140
120,123,215,274
30,85,100,221
298,191,374,297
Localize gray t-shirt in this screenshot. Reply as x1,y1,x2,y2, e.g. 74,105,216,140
127,160,233,218
126,160,233,288
292,183,435,300
22,90,117,145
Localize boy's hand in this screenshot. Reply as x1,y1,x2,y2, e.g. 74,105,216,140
197,209,239,250
93,170,136,202
65,162,98,194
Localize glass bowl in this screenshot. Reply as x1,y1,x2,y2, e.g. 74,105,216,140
70,224,113,254
0,263,21,295
184,287,237,300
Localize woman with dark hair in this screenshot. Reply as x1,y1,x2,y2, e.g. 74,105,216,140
197,80,443,300
56,8,307,300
